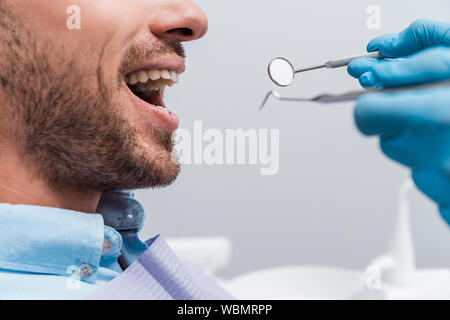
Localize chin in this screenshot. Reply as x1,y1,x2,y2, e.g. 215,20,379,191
127,145,181,190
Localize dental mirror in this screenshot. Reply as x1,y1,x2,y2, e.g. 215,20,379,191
268,52,385,87
268,57,295,87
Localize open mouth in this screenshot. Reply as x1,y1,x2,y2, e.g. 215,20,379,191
125,68,179,114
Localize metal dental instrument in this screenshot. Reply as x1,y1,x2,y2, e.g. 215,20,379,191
268,52,384,87
259,80,450,110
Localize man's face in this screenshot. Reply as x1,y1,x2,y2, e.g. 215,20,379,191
0,0,207,191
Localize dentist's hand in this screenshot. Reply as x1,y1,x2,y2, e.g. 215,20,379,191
348,19,450,88
347,19,450,225
366,18,450,57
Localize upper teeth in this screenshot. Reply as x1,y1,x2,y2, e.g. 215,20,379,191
126,69,179,86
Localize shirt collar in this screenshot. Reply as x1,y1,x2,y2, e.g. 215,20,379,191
0,203,122,284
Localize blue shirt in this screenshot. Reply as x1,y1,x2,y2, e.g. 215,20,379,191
0,198,145,299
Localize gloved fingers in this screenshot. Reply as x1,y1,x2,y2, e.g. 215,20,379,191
358,72,377,88
354,87,450,137
356,87,450,169
412,169,450,212
367,19,450,58
380,124,450,168
354,91,420,137
348,58,392,88
369,47,450,88
347,58,382,78
348,47,450,88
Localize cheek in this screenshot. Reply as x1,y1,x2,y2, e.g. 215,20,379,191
21,0,146,47
122,90,149,133
77,0,147,39
15,0,68,32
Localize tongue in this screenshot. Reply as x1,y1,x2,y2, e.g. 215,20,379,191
138,90,165,107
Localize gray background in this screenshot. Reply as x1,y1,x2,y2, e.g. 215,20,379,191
136,0,450,279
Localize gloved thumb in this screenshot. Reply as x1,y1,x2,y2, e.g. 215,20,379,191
367,19,450,58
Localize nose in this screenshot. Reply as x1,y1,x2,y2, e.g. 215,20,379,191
149,0,208,42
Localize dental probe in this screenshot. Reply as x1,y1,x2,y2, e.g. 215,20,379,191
259,80,450,110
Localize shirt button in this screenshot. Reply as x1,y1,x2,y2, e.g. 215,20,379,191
102,239,111,255
78,263,94,278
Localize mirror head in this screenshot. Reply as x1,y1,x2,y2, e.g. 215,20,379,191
268,57,295,87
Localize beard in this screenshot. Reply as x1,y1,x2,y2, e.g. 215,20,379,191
0,5,180,192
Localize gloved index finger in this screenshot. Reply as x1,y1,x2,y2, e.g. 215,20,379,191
367,19,450,58
370,47,450,88
347,57,383,78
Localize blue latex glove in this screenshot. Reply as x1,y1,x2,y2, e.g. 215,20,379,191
347,19,450,225
348,19,450,88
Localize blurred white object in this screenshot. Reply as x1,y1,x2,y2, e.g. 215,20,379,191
167,180,450,299
367,179,415,285
223,266,382,300
222,178,450,299
364,178,450,299
166,237,231,276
